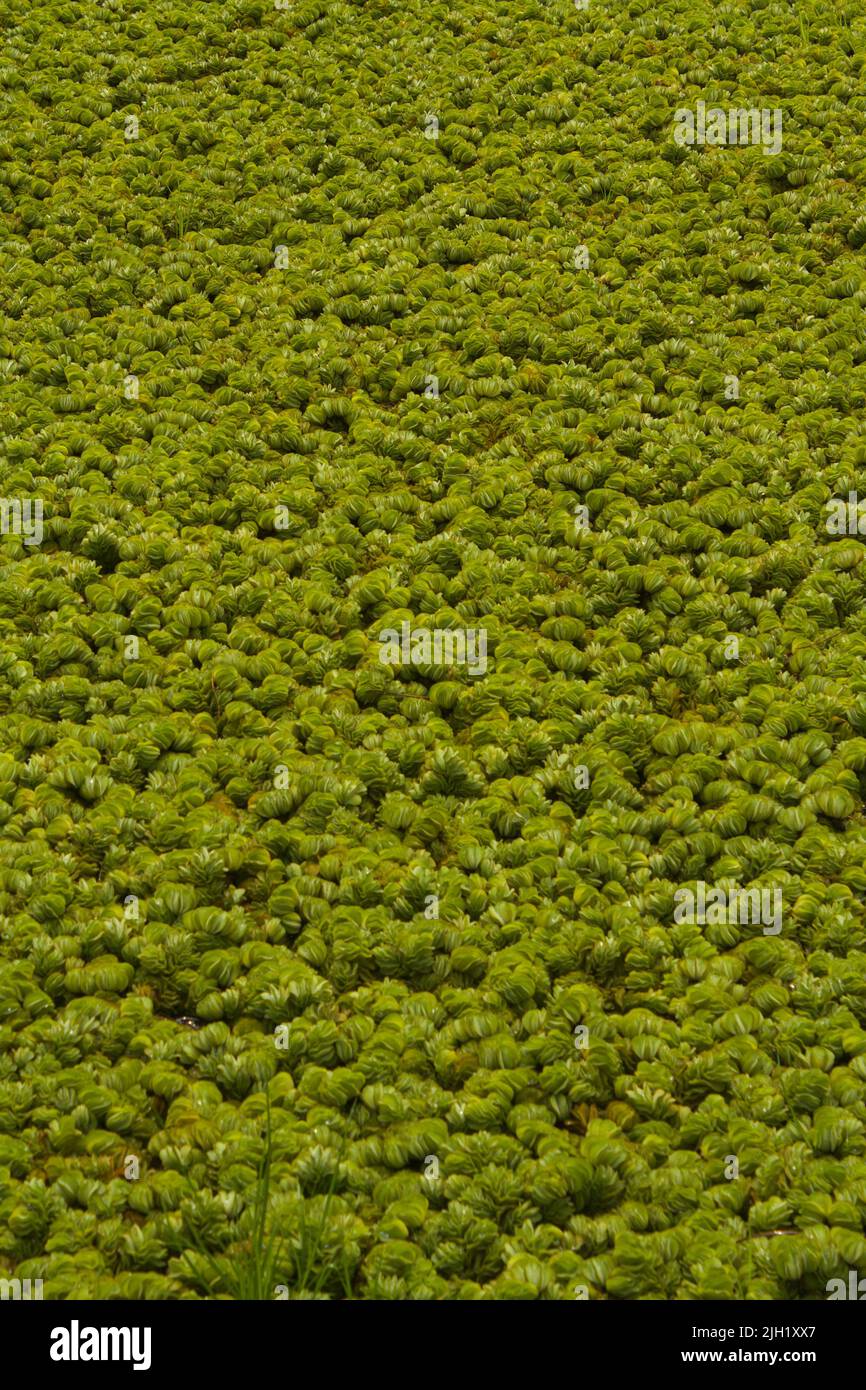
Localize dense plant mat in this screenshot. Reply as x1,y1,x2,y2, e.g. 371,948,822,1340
3,0,866,1301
